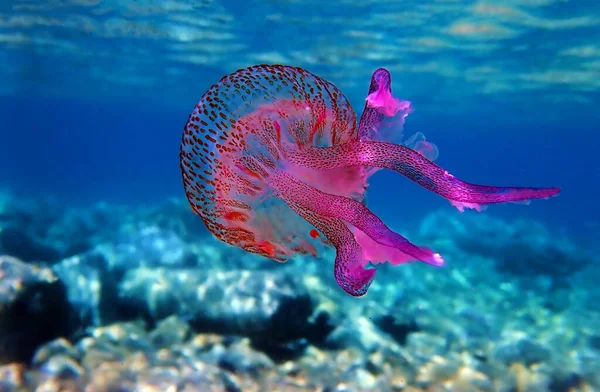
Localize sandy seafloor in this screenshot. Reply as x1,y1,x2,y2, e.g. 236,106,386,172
0,190,598,392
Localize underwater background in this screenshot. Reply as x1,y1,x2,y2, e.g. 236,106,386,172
0,0,599,391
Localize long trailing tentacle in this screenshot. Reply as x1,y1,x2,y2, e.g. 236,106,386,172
285,141,560,210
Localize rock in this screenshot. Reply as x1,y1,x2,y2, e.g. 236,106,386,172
572,349,600,388
52,226,200,329
0,197,110,263
135,198,210,241
549,372,585,392
0,196,64,241
0,256,75,364
32,338,78,367
44,202,120,258
0,363,31,392
456,306,491,338
97,225,196,271
588,334,600,350
149,315,191,348
415,355,458,388
0,227,61,263
405,332,448,364
493,333,551,366
38,354,84,380
53,226,198,329
52,251,120,327
506,363,553,392
0,363,28,391
88,322,153,353
419,210,589,284
326,300,420,355
365,302,421,345
119,268,316,352
325,316,402,354
196,338,274,375
453,366,494,391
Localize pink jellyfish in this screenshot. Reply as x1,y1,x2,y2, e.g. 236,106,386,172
180,65,559,296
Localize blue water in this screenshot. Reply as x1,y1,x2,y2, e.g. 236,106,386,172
0,0,598,237
1,2,600,389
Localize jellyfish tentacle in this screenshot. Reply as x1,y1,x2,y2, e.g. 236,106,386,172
286,141,560,210
284,200,375,296
268,169,443,267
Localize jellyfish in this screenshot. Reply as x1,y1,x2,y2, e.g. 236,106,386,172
180,65,559,296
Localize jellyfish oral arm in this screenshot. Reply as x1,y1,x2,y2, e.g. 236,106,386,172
286,141,560,211
268,169,443,266
284,200,376,297
268,170,442,296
